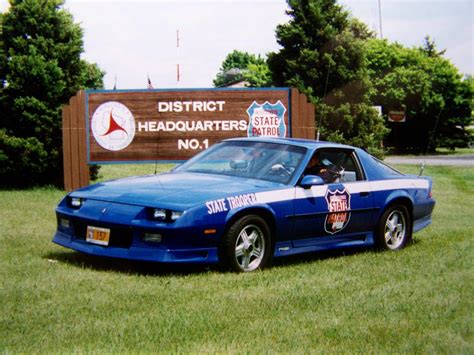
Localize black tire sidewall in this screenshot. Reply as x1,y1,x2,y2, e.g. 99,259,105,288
219,214,272,272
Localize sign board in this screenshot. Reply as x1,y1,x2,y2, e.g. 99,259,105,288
371,106,382,117
62,88,315,191
388,110,406,123
86,88,292,163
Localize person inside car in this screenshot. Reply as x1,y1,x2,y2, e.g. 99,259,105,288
304,153,339,183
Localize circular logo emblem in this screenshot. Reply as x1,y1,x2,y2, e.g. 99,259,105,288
91,101,135,151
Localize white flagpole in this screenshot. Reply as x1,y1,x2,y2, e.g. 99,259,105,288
378,0,383,39
177,29,180,88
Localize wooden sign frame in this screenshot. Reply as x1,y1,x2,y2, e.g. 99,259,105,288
62,87,315,191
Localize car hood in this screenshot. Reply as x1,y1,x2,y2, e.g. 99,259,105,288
71,172,285,210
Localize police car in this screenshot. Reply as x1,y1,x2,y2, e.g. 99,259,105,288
53,138,435,272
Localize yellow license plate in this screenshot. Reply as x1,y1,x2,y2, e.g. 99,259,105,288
86,226,110,246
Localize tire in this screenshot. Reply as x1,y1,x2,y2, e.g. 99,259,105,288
375,204,412,251
219,214,272,272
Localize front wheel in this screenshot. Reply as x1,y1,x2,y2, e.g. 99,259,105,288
375,204,412,250
219,215,272,272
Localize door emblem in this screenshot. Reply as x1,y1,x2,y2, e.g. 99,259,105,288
325,188,351,234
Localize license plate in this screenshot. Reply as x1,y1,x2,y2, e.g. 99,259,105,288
86,226,110,246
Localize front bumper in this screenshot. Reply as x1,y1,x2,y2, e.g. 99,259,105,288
53,230,219,264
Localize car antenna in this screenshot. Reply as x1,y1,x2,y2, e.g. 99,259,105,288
418,161,425,177
317,41,334,143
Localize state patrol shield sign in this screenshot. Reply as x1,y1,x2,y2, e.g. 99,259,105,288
324,188,351,234
246,100,287,138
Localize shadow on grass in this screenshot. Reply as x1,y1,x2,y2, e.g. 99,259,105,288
44,250,215,276
272,238,421,268
272,246,370,269
44,239,421,276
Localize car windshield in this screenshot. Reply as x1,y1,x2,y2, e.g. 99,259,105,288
175,141,307,184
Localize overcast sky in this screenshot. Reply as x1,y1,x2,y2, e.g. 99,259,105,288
2,0,472,89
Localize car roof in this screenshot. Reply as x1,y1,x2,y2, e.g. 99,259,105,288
224,136,356,150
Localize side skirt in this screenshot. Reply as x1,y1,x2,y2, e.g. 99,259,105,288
413,214,432,233
273,232,375,258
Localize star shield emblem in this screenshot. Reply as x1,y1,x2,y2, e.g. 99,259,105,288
246,100,287,138
324,188,351,234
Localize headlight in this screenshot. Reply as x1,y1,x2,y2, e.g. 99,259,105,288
170,211,183,221
68,196,83,209
153,209,167,220
149,208,183,222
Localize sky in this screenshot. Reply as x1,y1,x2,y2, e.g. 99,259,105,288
2,0,472,89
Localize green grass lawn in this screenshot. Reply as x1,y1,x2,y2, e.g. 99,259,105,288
1,165,473,352
434,147,474,155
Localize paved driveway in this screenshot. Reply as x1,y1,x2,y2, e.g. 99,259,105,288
385,155,474,166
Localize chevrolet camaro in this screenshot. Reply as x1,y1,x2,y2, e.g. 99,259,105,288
53,138,435,272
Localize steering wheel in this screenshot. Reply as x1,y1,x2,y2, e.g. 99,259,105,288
269,163,292,177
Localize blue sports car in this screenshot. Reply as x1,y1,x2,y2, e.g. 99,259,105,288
53,138,435,272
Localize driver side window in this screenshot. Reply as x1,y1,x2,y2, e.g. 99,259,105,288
304,149,364,184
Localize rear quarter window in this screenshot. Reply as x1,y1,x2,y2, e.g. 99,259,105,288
371,156,404,177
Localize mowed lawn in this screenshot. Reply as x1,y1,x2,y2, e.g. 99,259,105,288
1,164,472,352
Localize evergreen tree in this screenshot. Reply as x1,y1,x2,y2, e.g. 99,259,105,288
267,0,387,155
0,0,104,187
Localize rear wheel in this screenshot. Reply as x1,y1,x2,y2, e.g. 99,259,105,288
219,215,272,272
375,204,412,250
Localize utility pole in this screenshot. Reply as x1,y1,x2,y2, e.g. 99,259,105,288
378,0,383,39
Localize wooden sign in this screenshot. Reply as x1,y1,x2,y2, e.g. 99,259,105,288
62,88,315,190
86,88,294,163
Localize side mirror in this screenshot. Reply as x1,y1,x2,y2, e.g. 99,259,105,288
300,175,324,189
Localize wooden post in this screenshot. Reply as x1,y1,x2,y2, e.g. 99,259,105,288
307,100,316,139
69,95,80,190
62,90,89,191
290,88,301,138
62,104,72,191
299,92,308,138
290,88,315,140
77,91,89,187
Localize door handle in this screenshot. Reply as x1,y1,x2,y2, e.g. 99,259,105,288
360,191,370,197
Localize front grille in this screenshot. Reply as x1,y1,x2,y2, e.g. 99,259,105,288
73,221,133,249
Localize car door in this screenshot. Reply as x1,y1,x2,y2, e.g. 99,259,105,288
292,148,374,248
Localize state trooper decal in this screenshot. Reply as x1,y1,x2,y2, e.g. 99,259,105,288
325,188,351,234
246,100,287,138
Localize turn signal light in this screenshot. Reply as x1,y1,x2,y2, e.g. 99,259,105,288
143,233,162,243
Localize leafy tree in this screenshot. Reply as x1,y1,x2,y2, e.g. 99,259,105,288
241,62,273,87
213,50,271,87
267,0,387,155
365,38,472,152
0,0,104,187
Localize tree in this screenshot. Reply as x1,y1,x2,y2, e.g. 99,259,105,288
0,0,104,187
241,62,273,88
365,38,472,152
422,35,446,58
267,0,387,155
213,50,271,87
